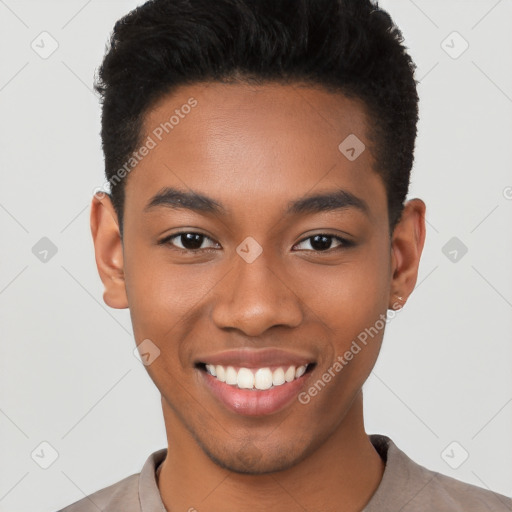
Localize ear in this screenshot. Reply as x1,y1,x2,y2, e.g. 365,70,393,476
388,198,426,310
90,192,128,309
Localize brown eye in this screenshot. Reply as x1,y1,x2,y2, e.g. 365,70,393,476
159,232,219,252
294,234,354,252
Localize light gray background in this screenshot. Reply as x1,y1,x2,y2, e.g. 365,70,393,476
0,1,511,510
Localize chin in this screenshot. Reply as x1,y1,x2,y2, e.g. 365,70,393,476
198,437,314,475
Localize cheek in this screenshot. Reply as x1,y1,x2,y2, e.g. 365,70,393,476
124,241,192,319
122,243,223,368
301,245,390,336
122,243,184,342
296,239,391,386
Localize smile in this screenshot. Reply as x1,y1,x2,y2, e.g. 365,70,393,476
196,361,315,416
204,363,310,390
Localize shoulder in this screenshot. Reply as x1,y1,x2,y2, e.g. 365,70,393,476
56,448,167,511
367,435,512,512
56,473,140,512
419,469,512,511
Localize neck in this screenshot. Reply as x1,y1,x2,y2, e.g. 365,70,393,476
157,391,384,512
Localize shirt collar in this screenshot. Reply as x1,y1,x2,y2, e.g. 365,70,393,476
363,434,436,511
139,447,167,511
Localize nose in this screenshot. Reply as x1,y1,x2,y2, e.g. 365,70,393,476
211,252,304,337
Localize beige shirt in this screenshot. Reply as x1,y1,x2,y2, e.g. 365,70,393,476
58,434,512,511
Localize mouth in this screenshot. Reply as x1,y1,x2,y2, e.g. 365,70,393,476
195,362,315,390
194,350,316,416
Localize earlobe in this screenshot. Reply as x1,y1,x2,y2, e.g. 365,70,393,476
388,198,426,310
90,193,129,309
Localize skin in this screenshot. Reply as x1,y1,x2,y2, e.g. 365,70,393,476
90,82,426,512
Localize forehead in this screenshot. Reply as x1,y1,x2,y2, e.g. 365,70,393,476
124,82,385,221
142,81,372,161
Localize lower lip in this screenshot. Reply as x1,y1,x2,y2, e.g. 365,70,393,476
200,368,313,416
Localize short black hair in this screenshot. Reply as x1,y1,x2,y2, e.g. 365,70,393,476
94,0,419,238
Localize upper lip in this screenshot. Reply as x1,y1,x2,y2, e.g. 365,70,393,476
195,348,315,368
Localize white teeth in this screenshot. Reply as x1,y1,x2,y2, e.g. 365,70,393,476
215,365,226,382
295,365,306,378
204,363,310,390
225,366,238,385
272,367,285,386
237,367,255,389
254,368,273,390
284,366,296,382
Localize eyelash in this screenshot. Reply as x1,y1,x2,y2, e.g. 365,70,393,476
158,231,354,254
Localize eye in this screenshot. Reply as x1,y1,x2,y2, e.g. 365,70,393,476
159,232,220,252
293,234,353,252
159,232,354,254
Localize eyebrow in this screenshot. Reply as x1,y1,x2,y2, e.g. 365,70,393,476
144,186,369,217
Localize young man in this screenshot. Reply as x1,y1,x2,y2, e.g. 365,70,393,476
59,0,511,510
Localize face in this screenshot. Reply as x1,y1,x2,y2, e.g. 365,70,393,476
91,82,425,474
